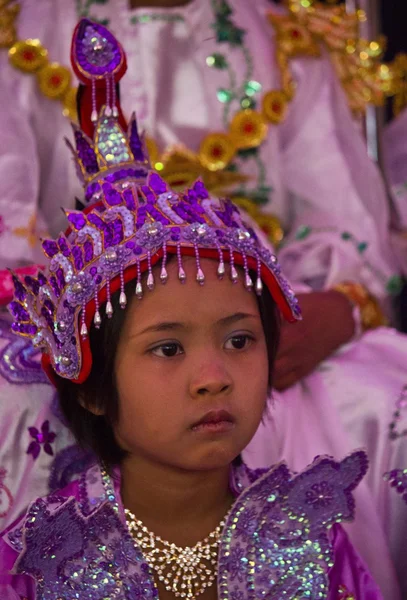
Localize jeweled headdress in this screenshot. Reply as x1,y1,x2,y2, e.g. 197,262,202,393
9,19,301,383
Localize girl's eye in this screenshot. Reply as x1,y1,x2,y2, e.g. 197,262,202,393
224,334,254,351
150,342,184,358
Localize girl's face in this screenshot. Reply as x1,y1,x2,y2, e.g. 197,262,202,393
114,256,269,472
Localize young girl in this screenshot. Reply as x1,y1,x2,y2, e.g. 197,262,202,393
0,18,383,600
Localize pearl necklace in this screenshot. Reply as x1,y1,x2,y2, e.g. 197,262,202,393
125,508,226,599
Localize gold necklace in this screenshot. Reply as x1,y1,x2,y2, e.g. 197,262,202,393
125,508,226,599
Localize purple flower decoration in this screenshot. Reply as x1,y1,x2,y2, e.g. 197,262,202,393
27,420,56,459
305,481,334,509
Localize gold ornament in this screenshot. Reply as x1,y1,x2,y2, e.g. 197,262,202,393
268,10,320,58
338,584,356,600
152,145,248,195
0,0,20,48
198,132,236,171
233,197,284,247
390,53,407,117
125,508,225,599
12,213,47,248
333,281,387,331
62,86,79,120
37,63,71,99
262,90,288,124
8,38,47,72
229,109,268,149
272,0,402,115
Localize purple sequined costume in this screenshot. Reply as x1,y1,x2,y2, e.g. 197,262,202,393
0,452,382,599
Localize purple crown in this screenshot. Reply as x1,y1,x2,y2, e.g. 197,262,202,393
9,170,300,380
8,18,300,382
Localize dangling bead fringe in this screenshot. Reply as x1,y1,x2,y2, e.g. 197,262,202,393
147,251,155,290
229,246,238,283
177,243,186,282
160,242,168,283
91,77,98,123
242,253,253,291
216,244,225,279
194,244,205,285
104,74,112,117
94,289,101,328
135,259,143,299
255,255,263,295
119,267,127,308
111,74,118,117
106,280,113,318
80,302,88,338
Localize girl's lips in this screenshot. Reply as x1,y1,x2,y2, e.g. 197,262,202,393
191,421,235,434
191,410,235,433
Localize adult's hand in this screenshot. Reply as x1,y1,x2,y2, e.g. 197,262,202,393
274,290,355,391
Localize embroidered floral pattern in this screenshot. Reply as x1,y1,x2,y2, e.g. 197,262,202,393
27,420,57,459
305,481,335,509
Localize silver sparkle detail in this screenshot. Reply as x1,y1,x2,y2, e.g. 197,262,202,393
237,230,251,241
147,273,155,290
94,311,102,328
71,282,84,293
230,266,238,282
196,268,205,284
119,292,127,308
160,266,168,283
245,274,253,290
255,278,263,295
104,248,118,262
135,282,143,299
59,356,72,367
106,301,113,317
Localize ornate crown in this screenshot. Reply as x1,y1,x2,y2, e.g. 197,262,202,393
9,19,301,383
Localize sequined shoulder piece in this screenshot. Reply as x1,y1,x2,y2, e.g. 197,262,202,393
11,466,158,600
219,451,368,599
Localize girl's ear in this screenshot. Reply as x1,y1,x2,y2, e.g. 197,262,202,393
78,393,105,416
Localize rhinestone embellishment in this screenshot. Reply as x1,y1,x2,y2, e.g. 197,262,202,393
125,509,227,599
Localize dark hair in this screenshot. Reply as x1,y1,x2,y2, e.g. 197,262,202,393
55,271,281,468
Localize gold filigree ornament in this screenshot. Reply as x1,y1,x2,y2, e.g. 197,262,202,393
0,0,20,48
273,0,402,115
150,141,248,196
